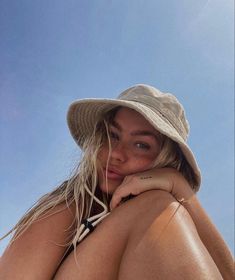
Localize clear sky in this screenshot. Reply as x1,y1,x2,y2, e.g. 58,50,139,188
0,0,234,255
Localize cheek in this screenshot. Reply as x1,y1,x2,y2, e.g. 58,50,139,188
143,149,160,167
97,145,108,162
130,155,156,172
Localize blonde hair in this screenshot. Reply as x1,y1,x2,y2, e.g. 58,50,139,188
1,106,197,256
1,119,109,256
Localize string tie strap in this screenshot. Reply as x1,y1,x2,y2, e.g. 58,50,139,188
81,219,95,233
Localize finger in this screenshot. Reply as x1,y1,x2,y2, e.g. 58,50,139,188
110,193,121,210
110,187,129,210
110,191,136,210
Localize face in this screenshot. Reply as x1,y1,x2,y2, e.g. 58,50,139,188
97,107,161,195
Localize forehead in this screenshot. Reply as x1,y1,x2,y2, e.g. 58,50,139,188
112,107,157,133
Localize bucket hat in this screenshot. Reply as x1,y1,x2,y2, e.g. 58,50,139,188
67,84,201,191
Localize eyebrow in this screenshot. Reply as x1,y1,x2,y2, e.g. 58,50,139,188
110,120,159,140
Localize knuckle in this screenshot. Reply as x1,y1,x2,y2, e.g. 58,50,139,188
130,175,139,183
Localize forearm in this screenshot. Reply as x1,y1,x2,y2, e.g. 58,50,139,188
182,195,234,280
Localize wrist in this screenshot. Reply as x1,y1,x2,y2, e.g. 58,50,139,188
172,171,195,201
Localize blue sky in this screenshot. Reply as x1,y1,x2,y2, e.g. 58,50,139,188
0,0,234,255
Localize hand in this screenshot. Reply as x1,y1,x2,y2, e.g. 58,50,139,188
109,167,194,210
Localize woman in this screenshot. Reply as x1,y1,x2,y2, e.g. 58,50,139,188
0,84,233,279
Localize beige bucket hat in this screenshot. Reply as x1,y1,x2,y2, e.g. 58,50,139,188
67,84,201,190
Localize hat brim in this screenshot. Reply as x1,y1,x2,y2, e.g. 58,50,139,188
67,98,201,190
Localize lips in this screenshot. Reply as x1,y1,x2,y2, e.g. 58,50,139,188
103,167,124,180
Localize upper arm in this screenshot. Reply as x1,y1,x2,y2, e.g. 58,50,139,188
0,203,76,280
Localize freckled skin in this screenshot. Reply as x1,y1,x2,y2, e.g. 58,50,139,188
97,107,161,195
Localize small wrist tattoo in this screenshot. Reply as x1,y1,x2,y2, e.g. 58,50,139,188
140,176,152,180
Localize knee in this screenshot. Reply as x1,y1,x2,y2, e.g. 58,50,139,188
118,190,184,237
111,190,178,220
136,190,196,232
102,190,178,238
123,190,199,245
133,198,197,249
134,189,178,206
105,189,191,242
126,189,180,218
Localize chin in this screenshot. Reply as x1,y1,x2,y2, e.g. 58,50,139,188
99,184,115,195
98,180,120,195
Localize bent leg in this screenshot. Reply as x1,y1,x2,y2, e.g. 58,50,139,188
54,190,223,280
117,194,223,280
54,190,182,280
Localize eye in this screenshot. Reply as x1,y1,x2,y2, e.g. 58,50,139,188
135,142,151,150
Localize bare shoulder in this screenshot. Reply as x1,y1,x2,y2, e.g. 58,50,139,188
0,202,76,280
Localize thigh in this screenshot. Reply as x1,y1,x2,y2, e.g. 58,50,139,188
54,190,177,280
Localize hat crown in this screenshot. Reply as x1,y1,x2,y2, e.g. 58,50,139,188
118,84,189,141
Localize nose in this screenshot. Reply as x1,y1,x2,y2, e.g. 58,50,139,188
110,142,127,163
